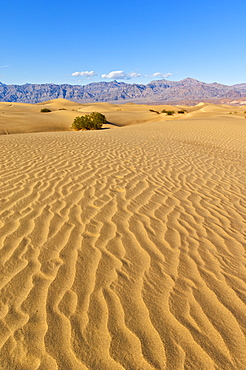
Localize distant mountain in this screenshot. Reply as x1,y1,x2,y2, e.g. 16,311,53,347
0,78,246,105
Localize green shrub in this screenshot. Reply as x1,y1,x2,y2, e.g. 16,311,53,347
71,112,107,130
162,109,175,115
40,108,52,112
178,110,185,114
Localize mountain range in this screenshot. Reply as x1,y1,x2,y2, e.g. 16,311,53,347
1,78,246,105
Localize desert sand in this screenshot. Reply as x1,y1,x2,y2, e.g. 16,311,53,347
0,100,245,369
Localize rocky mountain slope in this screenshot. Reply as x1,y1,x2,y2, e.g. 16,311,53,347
0,78,246,104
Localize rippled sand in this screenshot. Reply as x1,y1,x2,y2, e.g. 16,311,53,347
0,104,246,369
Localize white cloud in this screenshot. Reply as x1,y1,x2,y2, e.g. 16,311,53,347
101,71,127,79
72,71,97,77
128,72,141,79
0,65,10,69
151,72,173,79
101,70,141,80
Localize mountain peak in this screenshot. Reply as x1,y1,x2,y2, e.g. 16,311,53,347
180,78,201,84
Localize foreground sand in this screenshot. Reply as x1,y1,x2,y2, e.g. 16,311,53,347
0,104,246,369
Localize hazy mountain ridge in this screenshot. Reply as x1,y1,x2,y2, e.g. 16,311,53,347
0,78,246,104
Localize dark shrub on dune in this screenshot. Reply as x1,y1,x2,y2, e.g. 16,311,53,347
161,109,175,115
40,108,52,112
71,112,107,130
149,109,160,114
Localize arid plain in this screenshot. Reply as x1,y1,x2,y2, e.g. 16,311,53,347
0,100,245,369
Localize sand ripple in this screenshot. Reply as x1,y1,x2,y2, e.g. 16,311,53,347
0,118,245,369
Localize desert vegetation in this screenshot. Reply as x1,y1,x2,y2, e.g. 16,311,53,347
71,112,107,130
161,109,175,115
149,108,185,116
149,109,160,114
40,108,52,113
149,109,175,115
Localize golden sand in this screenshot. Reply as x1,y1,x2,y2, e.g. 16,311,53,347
0,101,245,369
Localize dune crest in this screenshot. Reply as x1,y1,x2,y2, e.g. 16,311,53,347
0,107,246,369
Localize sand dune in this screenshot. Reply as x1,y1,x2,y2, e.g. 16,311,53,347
1,99,181,134
1,99,245,135
0,101,246,369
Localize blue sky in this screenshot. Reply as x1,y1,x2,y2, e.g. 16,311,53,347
1,0,246,86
